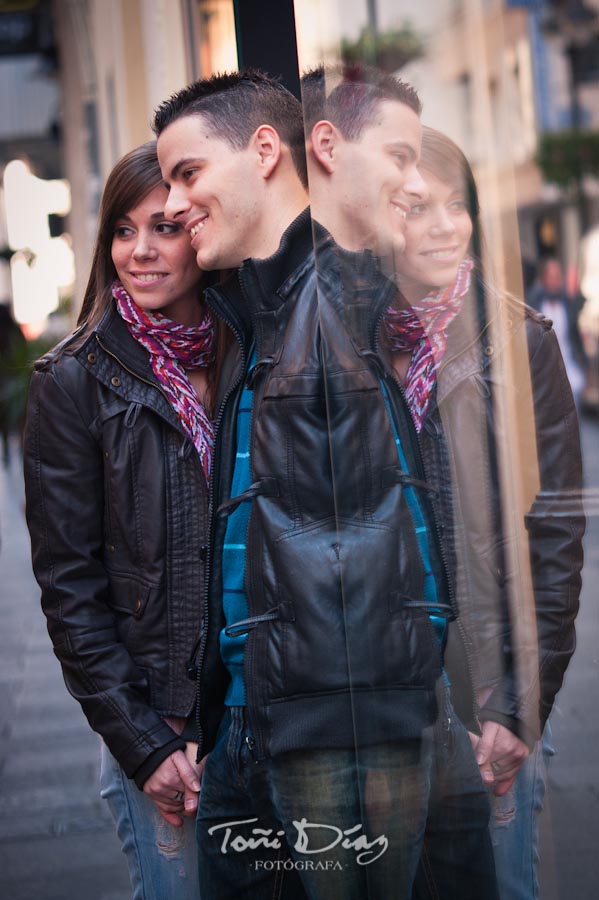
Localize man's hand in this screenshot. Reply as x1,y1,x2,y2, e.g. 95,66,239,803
473,721,529,796
142,749,202,827
182,742,208,818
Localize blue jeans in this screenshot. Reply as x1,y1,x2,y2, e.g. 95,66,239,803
413,699,499,900
197,703,497,900
488,726,553,900
100,743,200,900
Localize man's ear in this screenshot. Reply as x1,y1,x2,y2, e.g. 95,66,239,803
310,120,339,174
252,125,282,179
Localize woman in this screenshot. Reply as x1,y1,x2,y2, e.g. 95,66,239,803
24,142,227,900
386,127,584,900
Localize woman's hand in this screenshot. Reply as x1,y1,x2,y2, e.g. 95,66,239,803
142,749,201,827
473,721,529,796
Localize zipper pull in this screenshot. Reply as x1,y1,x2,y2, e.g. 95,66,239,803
245,734,258,763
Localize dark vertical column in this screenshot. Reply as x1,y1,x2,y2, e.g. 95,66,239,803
233,0,301,98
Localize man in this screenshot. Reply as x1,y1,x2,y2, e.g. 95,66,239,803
302,66,563,787
527,256,586,400
301,66,425,268
154,68,496,899
302,66,506,899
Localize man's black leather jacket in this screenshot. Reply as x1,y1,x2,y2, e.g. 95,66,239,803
194,211,455,760
24,306,208,787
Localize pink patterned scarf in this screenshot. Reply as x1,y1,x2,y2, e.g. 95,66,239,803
113,281,216,481
384,258,474,431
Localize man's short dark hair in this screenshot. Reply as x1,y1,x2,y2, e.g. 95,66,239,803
301,64,422,139
153,69,307,187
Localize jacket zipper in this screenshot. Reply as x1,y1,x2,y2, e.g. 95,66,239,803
95,332,215,730
373,305,453,601
432,318,488,730
188,283,249,761
373,301,480,727
235,265,265,761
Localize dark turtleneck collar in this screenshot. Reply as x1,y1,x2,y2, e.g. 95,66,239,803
310,219,398,351
204,207,314,341
245,207,313,305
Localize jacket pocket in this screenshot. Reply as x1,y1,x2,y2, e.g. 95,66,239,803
263,515,432,698
106,571,155,618
105,572,163,660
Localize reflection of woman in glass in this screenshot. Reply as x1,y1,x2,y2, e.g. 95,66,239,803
389,127,584,900
24,142,227,900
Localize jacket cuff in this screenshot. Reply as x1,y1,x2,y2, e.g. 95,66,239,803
478,709,538,751
132,736,187,790
180,717,200,742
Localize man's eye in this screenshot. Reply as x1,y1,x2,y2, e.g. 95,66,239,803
183,168,198,181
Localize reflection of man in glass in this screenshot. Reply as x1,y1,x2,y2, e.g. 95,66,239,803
302,69,425,267
303,66,503,899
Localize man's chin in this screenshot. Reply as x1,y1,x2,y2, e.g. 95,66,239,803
195,249,220,273
375,238,406,276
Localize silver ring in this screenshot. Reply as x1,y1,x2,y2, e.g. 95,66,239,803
491,762,502,774
173,790,184,801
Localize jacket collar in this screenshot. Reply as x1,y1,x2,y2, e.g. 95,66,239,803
87,302,158,384
311,221,398,353
243,207,314,306
204,208,314,345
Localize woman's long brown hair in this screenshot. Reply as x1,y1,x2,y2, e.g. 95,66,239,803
70,141,229,417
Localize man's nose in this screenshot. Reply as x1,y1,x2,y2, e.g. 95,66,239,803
164,183,191,221
404,165,428,201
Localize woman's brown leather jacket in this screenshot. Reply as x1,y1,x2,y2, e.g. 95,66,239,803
24,305,209,787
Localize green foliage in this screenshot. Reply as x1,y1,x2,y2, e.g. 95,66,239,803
536,130,599,187
340,23,424,73
0,334,55,430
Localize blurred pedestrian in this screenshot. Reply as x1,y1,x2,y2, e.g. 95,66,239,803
578,226,599,414
527,257,586,400
0,302,26,466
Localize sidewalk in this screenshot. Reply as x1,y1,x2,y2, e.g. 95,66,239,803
0,441,130,900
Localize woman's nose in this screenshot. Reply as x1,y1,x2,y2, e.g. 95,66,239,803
132,233,158,259
430,207,456,235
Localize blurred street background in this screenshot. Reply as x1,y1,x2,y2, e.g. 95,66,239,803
1,1,598,898
0,438,130,900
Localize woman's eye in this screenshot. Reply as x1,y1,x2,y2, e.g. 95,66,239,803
408,204,427,217
183,167,198,181
113,225,134,238
155,222,180,235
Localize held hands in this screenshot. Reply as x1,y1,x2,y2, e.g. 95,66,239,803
142,743,207,827
470,721,529,797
